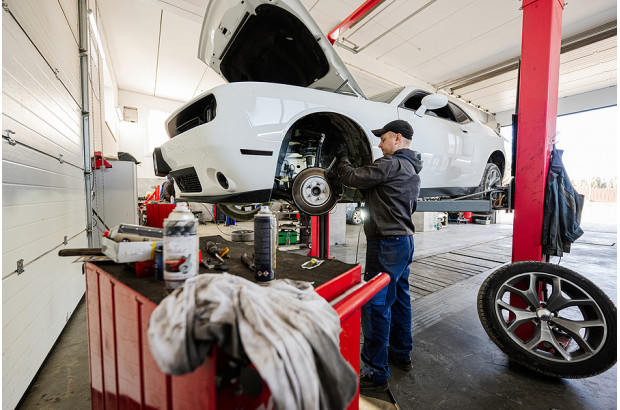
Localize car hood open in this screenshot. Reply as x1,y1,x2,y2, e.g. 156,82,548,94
198,0,366,98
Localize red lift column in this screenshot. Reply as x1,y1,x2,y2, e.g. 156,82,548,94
309,214,330,259
512,0,564,263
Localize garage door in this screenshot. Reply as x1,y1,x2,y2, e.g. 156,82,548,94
2,2,87,408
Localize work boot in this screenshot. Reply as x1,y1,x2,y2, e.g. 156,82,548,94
359,374,389,393
388,349,413,371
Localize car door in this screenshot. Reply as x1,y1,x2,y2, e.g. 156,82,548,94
397,91,474,188
446,102,478,186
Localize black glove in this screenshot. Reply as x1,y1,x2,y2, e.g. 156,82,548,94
326,169,343,197
334,142,349,160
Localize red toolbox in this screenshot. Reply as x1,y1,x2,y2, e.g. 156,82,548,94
85,237,389,409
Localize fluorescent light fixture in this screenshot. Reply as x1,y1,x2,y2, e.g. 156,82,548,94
88,9,106,60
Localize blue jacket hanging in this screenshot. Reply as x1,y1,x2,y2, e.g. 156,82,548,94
542,148,584,257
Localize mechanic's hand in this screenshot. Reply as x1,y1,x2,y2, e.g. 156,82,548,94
334,142,349,160
326,170,343,197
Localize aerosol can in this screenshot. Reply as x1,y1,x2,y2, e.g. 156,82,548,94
163,202,198,292
254,206,277,282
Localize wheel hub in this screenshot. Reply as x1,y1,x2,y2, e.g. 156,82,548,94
301,176,330,206
536,308,553,321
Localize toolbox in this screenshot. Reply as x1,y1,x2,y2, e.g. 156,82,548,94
278,230,298,245
85,235,389,410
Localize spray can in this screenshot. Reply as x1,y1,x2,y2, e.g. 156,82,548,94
163,202,198,292
254,206,276,282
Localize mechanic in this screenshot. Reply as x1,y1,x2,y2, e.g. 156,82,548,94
162,175,176,203
334,119,423,393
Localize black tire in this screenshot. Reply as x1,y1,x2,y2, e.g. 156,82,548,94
477,261,617,378
291,168,338,215
476,162,502,200
349,209,363,225
218,204,262,221
231,230,254,242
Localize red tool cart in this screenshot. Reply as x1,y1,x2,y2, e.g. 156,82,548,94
85,236,389,409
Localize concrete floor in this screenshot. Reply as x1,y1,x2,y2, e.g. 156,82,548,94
17,204,617,409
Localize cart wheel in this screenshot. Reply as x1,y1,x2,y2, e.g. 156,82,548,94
291,168,338,215
477,261,617,378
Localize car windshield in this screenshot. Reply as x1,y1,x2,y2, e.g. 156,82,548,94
369,87,405,103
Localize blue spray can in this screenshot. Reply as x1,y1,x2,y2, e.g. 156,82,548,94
254,206,276,282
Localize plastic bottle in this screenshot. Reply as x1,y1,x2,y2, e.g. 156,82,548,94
163,202,198,292
254,205,277,282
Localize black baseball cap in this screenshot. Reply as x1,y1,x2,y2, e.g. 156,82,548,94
372,119,413,140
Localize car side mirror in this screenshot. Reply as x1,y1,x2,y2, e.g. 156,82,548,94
415,93,449,117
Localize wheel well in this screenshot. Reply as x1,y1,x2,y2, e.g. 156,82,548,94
488,151,505,177
273,112,372,202
287,112,372,167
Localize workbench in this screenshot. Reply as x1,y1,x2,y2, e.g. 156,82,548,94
85,235,389,409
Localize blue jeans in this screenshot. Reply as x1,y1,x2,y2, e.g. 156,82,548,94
361,236,414,383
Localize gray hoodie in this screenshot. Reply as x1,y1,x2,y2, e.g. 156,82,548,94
337,148,423,239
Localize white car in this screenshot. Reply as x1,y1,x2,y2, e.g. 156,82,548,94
154,0,507,219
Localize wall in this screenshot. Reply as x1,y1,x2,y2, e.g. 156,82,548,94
117,90,185,194
2,2,88,407
495,85,618,126
329,204,348,245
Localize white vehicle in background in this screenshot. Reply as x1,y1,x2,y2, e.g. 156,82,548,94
153,0,507,219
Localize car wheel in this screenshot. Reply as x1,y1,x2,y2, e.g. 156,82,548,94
218,204,262,221
291,167,338,215
477,261,617,378
476,162,502,199
350,209,363,225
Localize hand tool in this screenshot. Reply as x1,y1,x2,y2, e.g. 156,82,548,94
240,253,256,272
205,241,225,263
58,248,104,256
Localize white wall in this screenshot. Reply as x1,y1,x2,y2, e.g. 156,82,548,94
496,85,618,126
329,204,348,245
117,90,185,181
2,2,88,407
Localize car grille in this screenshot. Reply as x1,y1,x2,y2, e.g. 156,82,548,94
167,94,216,138
172,168,202,193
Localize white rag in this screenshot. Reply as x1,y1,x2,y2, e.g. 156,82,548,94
147,273,358,410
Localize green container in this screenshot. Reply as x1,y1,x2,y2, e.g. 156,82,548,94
278,231,298,245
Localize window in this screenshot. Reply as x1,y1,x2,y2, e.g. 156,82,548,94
449,102,471,124
148,110,172,154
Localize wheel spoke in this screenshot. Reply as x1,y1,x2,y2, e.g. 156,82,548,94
541,324,573,361
553,317,602,354
497,300,536,333
524,327,543,351
502,275,540,308
548,297,596,312
523,324,571,361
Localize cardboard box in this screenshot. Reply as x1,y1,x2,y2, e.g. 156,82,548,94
101,236,161,263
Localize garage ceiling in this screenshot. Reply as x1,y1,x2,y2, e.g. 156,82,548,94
96,0,616,115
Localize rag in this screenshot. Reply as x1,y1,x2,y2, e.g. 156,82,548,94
147,273,358,410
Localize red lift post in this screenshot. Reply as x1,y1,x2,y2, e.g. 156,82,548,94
512,0,564,262
309,214,330,259
510,0,564,341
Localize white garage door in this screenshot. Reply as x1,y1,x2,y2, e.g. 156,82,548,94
2,1,88,408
